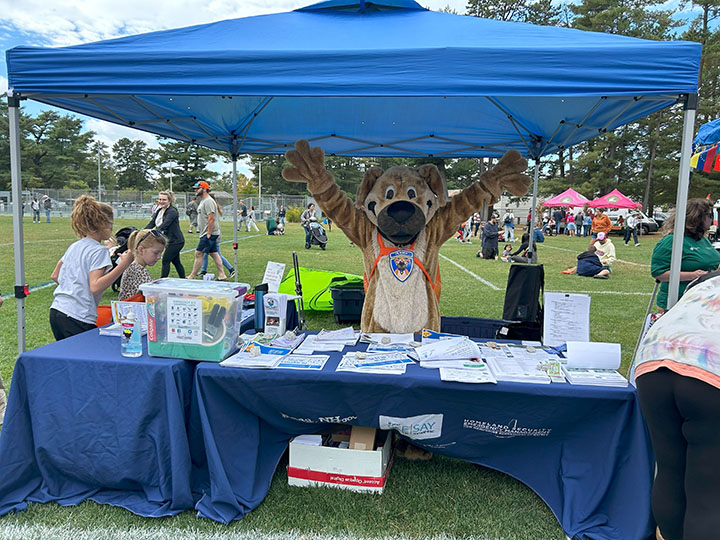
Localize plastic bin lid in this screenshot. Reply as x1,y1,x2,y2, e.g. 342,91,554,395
140,278,246,297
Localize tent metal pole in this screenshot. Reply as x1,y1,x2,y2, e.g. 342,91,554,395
232,156,238,281
527,159,540,263
667,94,697,309
8,93,27,354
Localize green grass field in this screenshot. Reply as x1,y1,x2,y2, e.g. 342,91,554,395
0,215,659,540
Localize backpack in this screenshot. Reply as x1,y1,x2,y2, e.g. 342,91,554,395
502,264,544,323
503,214,511,225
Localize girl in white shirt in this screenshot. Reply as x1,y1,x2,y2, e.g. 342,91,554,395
50,196,133,340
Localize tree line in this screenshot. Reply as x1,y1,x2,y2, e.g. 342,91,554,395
1,0,719,209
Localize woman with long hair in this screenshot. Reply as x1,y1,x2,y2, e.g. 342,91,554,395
146,190,186,278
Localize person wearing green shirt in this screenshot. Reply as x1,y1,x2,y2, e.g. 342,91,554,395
651,198,720,310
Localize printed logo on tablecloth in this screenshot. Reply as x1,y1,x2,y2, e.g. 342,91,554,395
379,414,443,440
463,418,552,438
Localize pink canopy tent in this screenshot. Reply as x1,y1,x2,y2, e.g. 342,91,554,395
542,188,589,208
588,188,642,209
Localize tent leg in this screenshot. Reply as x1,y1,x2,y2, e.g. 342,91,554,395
232,156,238,282
667,94,697,309
527,159,540,263
8,93,26,354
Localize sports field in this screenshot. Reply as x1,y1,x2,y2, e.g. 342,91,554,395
0,214,659,540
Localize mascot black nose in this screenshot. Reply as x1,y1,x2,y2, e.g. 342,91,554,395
387,200,416,223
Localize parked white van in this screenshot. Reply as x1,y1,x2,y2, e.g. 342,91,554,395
605,209,659,235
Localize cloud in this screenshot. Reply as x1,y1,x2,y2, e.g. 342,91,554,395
0,75,7,93
3,0,467,47
85,118,160,151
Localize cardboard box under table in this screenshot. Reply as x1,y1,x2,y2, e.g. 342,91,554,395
288,429,393,494
140,278,247,362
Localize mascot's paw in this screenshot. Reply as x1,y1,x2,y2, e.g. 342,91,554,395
483,150,532,198
282,139,334,193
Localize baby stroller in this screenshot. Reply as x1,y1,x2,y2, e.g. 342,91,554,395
110,226,137,292
308,218,328,250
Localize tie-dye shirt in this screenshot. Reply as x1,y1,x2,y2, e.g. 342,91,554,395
633,275,720,389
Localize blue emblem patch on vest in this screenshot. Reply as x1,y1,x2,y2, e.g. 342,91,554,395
389,249,415,283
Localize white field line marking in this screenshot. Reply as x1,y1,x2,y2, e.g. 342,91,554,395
438,253,501,291
180,234,265,254
540,244,651,267
0,524,499,540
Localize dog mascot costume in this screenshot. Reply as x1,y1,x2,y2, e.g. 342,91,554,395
283,140,531,334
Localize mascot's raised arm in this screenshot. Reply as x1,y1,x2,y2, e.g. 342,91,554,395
283,139,531,334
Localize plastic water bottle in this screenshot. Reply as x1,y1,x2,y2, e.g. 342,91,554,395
121,311,142,357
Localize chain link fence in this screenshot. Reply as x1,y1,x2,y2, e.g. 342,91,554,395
0,189,313,222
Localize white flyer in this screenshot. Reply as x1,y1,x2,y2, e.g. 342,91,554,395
166,296,203,344
413,337,481,363
262,261,286,293
439,365,497,384
276,354,330,371
543,292,591,347
565,341,621,370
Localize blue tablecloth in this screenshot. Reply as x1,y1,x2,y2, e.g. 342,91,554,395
0,330,195,517
190,337,654,540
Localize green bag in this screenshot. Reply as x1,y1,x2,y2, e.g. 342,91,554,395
278,267,363,311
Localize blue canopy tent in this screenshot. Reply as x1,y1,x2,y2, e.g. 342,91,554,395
6,1,699,347
694,118,720,146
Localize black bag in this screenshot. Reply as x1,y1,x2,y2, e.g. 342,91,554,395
502,264,544,323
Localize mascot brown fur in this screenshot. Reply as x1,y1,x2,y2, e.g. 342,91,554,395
283,140,531,334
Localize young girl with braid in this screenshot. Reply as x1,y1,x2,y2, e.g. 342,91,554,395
50,196,133,340
118,229,167,300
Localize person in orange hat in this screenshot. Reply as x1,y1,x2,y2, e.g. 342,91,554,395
187,181,228,280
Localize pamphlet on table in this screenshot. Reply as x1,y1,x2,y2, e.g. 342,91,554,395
543,292,590,347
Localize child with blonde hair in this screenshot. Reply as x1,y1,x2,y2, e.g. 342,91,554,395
50,195,133,340
118,229,167,300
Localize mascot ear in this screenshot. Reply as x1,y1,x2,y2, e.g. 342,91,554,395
356,167,384,208
418,164,448,206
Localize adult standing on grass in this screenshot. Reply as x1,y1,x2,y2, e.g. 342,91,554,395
481,215,500,260
186,196,198,233
49,195,133,340
277,204,286,227
30,197,40,223
651,198,720,312
43,195,52,223
146,190,185,278
238,200,249,232
301,203,316,249
187,181,227,280
591,208,612,239
502,210,515,242
624,211,640,246
583,211,592,237
247,206,260,232
633,273,720,540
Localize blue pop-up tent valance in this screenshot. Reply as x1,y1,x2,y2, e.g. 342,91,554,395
6,0,700,159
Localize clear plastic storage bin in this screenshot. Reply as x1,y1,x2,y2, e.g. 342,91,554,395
140,278,248,362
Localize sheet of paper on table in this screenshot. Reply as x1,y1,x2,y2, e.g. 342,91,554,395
439,364,497,384
367,343,416,353
413,337,481,363
543,292,590,347
294,334,347,354
220,344,291,369
483,344,552,384
565,341,621,370
275,354,330,371
317,327,357,342
336,353,409,375
271,331,306,350
562,366,628,387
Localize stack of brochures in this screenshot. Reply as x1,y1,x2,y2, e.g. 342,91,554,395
483,344,552,384
336,351,413,375
562,367,628,387
220,343,291,369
